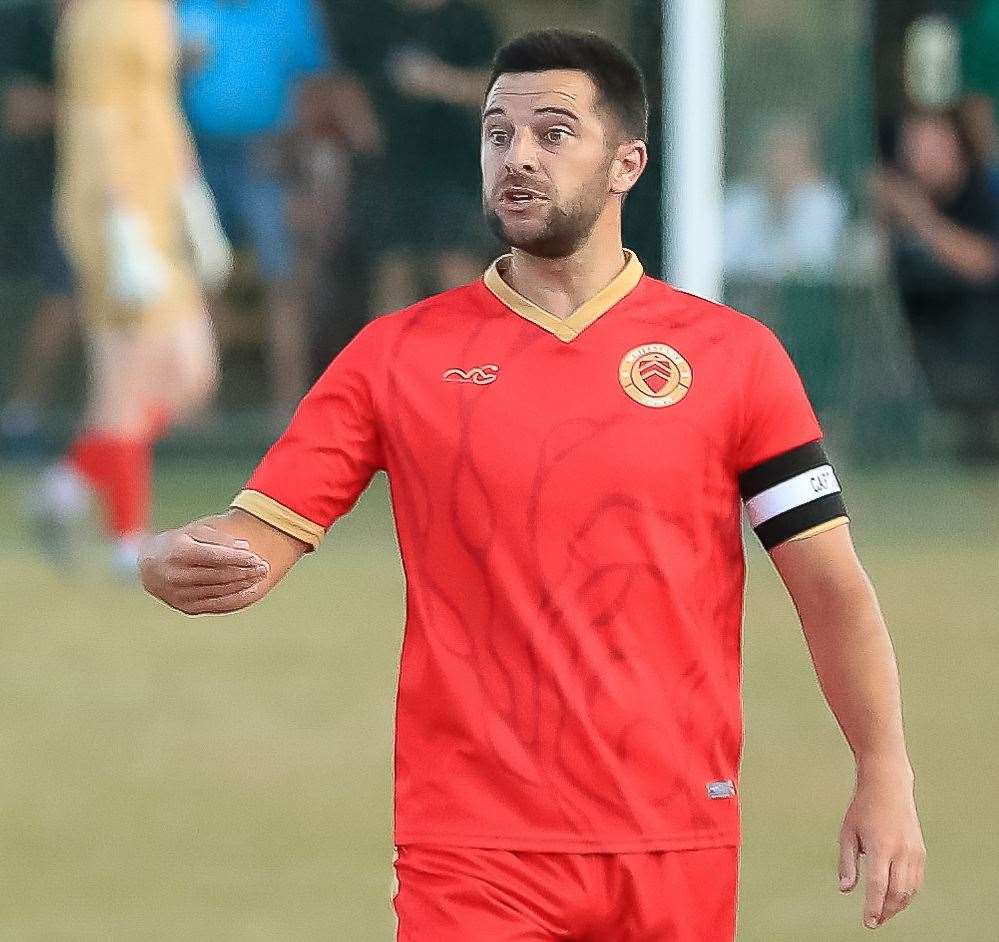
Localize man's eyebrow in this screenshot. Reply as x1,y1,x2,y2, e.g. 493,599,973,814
534,106,580,121
481,105,583,121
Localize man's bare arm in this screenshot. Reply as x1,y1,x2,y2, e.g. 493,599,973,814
961,94,999,167
770,524,926,930
869,170,999,283
139,508,309,616
772,524,911,771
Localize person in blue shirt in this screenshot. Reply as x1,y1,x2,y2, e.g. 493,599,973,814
177,0,336,415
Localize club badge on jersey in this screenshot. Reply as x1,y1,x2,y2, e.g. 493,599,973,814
619,343,693,408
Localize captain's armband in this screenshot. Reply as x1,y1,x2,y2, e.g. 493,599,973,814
739,440,848,551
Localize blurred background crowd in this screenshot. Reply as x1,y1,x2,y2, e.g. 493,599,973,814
0,0,997,463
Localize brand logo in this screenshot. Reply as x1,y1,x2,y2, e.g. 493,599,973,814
619,344,692,407
442,365,499,385
706,780,737,799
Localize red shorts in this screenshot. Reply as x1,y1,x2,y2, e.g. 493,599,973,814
393,844,739,941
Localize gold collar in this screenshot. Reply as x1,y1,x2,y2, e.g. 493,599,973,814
483,250,644,343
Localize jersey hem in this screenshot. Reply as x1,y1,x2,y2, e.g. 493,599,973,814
393,830,740,853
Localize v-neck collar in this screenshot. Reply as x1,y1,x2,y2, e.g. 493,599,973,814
483,250,644,343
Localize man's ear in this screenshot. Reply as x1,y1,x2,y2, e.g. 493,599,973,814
610,139,648,195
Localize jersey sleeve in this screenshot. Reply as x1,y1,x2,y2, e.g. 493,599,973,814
230,319,388,550
735,326,848,551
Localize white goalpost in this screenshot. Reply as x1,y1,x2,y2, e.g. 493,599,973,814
662,0,725,301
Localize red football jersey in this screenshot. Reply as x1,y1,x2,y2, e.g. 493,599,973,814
232,252,848,853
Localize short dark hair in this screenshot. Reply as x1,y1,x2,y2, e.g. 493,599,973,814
486,29,649,142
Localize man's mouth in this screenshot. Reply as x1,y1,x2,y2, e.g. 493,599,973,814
498,186,549,209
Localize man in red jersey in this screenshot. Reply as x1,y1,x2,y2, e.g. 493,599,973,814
140,30,925,940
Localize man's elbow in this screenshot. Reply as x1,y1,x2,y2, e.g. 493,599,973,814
785,553,877,618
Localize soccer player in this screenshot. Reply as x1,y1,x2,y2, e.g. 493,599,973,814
140,30,925,939
34,0,228,575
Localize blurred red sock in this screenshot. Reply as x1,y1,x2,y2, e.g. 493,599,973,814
145,404,173,441
68,433,151,537
107,438,150,536
68,432,113,499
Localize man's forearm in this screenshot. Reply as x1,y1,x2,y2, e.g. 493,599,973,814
962,94,999,166
794,572,912,779
433,64,491,108
910,210,999,284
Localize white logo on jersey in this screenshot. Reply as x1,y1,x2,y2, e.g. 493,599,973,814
442,365,499,385
706,779,737,799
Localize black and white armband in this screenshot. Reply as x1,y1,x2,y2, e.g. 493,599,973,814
739,441,848,551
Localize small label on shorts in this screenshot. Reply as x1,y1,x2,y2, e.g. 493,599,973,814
706,779,737,799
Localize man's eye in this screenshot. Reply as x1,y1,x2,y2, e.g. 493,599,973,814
487,129,509,145
545,128,570,144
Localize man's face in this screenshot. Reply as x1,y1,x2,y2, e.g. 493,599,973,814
481,70,622,258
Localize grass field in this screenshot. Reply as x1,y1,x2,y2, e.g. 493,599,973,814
1,458,996,940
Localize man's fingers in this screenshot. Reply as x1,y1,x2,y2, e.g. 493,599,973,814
141,525,271,612
862,847,892,929
838,830,859,892
175,576,264,604
180,535,264,570
171,562,269,587
876,857,915,926
914,849,926,894
180,582,264,615
186,522,248,549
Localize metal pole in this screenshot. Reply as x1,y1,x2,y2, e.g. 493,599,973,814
663,0,725,300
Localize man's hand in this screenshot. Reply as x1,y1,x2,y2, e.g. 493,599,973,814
140,523,271,615
838,766,926,930
867,168,936,232
388,48,448,101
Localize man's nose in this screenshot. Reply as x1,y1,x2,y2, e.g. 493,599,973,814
506,128,539,174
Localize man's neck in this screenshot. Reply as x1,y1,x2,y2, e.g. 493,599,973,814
504,230,628,320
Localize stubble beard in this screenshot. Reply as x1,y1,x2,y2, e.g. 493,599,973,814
483,170,610,260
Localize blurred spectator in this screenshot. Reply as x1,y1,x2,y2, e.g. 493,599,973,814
872,108,999,463
0,0,77,451
724,116,849,281
960,0,999,191
328,0,499,320
177,0,337,416
37,0,224,576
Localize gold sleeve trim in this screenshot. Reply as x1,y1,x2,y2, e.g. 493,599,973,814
230,490,326,550
772,515,850,550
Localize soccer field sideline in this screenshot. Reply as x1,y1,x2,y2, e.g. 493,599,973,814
0,461,996,940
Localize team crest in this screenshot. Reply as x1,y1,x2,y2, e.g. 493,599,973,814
619,344,692,408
